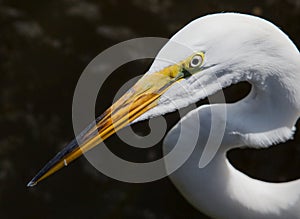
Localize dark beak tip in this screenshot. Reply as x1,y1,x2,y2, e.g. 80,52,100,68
27,180,37,188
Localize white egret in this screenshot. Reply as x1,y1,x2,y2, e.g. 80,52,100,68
28,13,300,219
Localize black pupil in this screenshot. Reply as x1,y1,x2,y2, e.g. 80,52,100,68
192,58,199,66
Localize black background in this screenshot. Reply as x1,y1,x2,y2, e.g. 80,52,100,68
1,0,300,218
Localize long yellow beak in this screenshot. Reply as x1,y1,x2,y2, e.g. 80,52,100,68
27,63,186,187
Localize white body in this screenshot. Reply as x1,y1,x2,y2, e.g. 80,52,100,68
164,102,300,218
152,13,300,218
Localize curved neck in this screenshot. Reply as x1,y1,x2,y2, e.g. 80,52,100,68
204,76,300,217
167,74,300,218
206,152,300,218
226,76,300,149
169,141,300,218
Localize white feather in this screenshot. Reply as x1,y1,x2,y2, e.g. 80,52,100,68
135,13,300,218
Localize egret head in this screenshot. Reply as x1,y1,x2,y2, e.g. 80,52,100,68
136,13,300,122
28,13,300,186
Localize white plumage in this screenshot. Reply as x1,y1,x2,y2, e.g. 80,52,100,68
152,13,300,218
125,13,300,218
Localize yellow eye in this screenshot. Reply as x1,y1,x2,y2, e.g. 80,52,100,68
189,54,203,68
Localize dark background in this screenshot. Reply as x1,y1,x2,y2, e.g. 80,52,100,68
1,0,300,218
